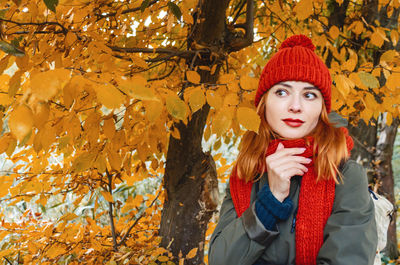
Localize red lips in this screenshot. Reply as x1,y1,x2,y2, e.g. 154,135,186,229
282,118,304,127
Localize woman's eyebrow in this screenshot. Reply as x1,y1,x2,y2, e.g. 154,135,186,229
304,86,319,90
277,82,292,88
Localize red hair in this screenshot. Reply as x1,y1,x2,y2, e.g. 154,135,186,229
234,94,349,183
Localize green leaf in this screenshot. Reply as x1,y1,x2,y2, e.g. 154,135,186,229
43,0,58,13
358,71,379,89
0,41,24,57
168,2,182,21
140,0,150,12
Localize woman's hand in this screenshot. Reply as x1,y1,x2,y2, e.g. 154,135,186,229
265,143,311,202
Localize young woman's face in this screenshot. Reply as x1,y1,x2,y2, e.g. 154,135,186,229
264,81,323,139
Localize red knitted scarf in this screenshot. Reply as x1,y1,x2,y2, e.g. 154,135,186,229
230,128,353,265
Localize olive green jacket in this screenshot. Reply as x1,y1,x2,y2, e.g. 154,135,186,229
208,160,378,265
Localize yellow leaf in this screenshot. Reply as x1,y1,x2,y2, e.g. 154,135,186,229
181,6,193,24
8,71,22,97
46,244,66,259
130,55,148,69
95,154,107,173
0,55,10,75
349,72,366,90
0,93,12,105
187,71,201,84
9,104,34,141
186,248,198,259
386,112,393,125
65,31,77,47
224,93,239,106
31,69,70,101
71,152,96,172
107,148,122,170
236,107,261,132
219,73,235,84
370,28,387,47
329,26,340,39
349,21,364,35
342,58,357,72
171,126,181,139
293,0,313,20
103,118,116,139
239,75,258,91
158,256,169,262
166,94,187,120
95,83,125,109
0,249,13,258
60,213,78,222
0,175,12,197
206,91,223,109
119,77,158,101
144,100,163,122
380,50,397,63
334,74,354,98
391,29,399,46
101,190,114,203
189,89,206,112
212,107,233,136
385,73,400,91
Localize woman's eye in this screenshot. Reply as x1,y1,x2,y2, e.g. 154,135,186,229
304,92,317,99
275,89,288,96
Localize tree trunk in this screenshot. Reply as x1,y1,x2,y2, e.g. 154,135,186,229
348,120,377,182
160,104,219,264
349,116,400,258
375,116,400,258
160,1,231,263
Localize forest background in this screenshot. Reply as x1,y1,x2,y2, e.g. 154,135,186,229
0,0,398,264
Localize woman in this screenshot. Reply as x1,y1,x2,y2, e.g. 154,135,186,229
208,35,377,265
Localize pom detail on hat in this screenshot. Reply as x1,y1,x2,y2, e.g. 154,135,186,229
280,34,315,51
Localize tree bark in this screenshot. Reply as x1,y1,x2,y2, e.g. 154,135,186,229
160,1,234,264
375,117,400,258
160,103,219,264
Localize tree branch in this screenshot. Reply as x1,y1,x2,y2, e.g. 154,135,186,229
109,45,204,59
227,0,254,52
231,0,247,25
106,169,118,251
117,190,161,247
0,19,68,34
98,0,159,19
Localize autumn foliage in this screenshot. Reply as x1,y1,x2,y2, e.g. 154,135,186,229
0,0,398,264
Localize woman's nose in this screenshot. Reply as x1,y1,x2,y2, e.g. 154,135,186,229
288,96,302,113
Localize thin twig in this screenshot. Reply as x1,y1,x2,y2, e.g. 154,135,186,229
117,190,161,247
0,18,68,34
98,0,159,19
106,169,118,251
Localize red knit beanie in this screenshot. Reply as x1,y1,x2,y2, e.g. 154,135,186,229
255,35,332,112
